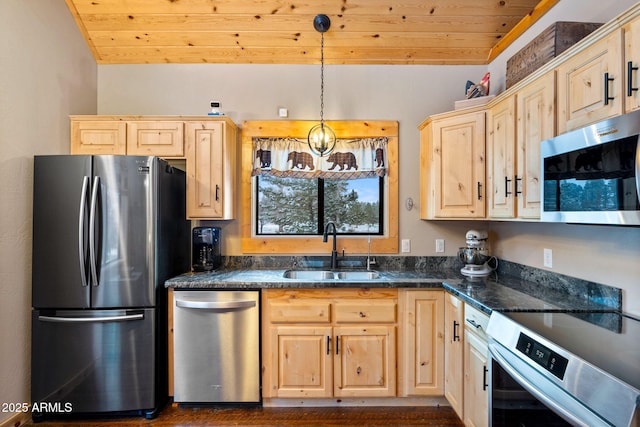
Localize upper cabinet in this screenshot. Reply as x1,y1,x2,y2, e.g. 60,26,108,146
419,109,486,219
185,119,237,220
486,72,555,220
70,116,238,220
487,96,516,218
70,116,184,158
556,29,623,134
624,15,640,112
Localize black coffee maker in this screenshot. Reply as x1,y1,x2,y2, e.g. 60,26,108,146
192,227,221,272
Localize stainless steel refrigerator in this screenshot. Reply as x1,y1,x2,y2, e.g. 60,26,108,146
31,155,190,420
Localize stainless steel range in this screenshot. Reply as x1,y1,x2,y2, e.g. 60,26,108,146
487,311,640,427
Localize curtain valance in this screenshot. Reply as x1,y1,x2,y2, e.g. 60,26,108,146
251,137,387,179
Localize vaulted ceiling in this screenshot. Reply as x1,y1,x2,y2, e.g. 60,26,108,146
64,0,557,65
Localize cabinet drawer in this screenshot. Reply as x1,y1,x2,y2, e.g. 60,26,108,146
334,300,397,323
268,301,331,323
464,304,489,341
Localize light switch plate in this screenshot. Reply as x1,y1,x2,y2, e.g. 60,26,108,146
543,248,553,268
401,239,411,253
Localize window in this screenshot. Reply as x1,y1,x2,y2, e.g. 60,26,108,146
241,120,399,254
256,175,383,235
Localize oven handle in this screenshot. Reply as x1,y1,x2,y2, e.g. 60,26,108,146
488,342,611,427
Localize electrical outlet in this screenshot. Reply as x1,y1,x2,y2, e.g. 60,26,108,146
543,248,553,268
435,239,445,253
401,239,411,253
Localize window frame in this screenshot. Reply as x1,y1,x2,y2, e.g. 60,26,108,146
241,120,399,254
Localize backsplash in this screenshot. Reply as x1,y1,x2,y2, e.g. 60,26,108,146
213,255,621,310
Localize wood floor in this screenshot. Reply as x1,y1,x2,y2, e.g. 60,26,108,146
25,404,464,426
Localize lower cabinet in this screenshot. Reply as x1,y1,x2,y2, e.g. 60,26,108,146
463,304,489,427
399,289,445,396
443,294,489,427
262,288,397,399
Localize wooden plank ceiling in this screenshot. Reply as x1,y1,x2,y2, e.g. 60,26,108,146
64,0,557,65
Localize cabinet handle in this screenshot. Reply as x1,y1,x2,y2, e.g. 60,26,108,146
327,335,331,355
336,336,340,355
215,184,220,201
453,320,460,342
466,318,482,329
604,72,615,105
483,365,489,391
504,176,512,197
514,175,522,196
477,182,482,200
628,61,639,97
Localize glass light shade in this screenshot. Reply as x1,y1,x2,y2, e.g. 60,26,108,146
307,123,336,157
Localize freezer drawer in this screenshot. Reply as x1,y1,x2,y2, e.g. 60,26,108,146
173,290,260,403
31,308,158,418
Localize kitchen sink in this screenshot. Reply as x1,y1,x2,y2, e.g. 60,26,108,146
335,271,380,280
282,270,335,280
282,270,380,280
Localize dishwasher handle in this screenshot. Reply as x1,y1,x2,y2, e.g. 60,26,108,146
175,299,257,310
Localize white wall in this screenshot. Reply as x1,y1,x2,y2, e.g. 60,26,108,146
0,1,96,423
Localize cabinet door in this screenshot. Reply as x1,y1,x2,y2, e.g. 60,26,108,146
557,30,623,133
333,325,396,397
70,120,126,155
487,96,516,218
516,71,555,218
625,16,640,112
267,326,333,398
185,121,225,219
126,121,184,157
400,290,444,396
443,293,464,418
429,111,486,218
464,330,488,427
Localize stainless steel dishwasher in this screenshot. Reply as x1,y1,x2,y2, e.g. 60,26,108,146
173,290,260,404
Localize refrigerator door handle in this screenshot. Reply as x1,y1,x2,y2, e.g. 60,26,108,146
38,313,144,323
78,176,90,287
175,299,257,310
89,176,100,287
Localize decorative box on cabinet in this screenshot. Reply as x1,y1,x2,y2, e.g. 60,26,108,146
399,290,444,397
185,118,237,220
262,289,397,399
419,108,486,219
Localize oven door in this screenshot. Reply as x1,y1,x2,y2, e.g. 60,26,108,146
488,340,612,427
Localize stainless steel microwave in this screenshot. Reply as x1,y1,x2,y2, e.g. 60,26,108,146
541,110,640,225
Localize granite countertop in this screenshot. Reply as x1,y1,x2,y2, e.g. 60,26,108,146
166,267,619,315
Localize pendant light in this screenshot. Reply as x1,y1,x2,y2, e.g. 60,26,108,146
308,14,336,157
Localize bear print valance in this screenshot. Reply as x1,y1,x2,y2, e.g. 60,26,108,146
252,137,387,179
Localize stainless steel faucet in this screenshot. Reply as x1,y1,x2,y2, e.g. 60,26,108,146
322,222,339,269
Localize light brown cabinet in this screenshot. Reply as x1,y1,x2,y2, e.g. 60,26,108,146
486,71,555,220
443,293,464,419
70,116,238,220
515,71,555,218
185,119,237,220
262,289,397,399
487,96,516,218
399,290,445,397
463,304,489,427
624,15,640,112
419,109,486,219
557,29,623,134
70,116,184,157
